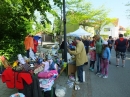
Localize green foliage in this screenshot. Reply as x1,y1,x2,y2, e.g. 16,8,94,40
124,27,130,36
0,0,27,61
66,0,93,25
66,0,111,35
0,0,61,61
53,17,63,35
100,35,109,39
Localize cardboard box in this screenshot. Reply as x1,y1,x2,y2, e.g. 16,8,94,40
68,64,76,76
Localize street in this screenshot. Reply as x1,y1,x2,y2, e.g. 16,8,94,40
0,49,130,97
90,49,130,97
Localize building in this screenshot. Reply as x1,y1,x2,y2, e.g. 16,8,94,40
100,18,126,38
119,26,126,35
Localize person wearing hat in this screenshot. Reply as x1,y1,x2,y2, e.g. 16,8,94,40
98,41,110,78
68,37,88,83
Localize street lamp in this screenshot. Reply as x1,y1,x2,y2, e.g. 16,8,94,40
63,0,67,62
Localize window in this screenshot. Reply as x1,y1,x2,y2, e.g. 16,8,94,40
104,28,110,32
119,28,123,31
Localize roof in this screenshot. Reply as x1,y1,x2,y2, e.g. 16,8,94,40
119,26,126,31
111,18,119,27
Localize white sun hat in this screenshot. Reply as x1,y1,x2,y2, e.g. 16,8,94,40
102,41,108,45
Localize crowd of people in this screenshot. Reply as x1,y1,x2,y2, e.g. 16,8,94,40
64,33,129,84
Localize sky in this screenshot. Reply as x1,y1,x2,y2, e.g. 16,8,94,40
37,0,130,29
86,0,130,28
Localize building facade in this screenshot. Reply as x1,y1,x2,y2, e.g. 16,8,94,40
100,19,126,38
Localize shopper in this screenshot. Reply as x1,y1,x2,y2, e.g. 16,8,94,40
108,36,112,52
89,47,96,72
94,35,103,75
114,34,129,67
68,37,88,84
60,39,66,59
90,37,95,47
99,41,110,78
83,37,90,54
108,36,112,64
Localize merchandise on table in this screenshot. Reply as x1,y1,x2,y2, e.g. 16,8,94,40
10,93,25,97
0,56,10,68
1,49,69,97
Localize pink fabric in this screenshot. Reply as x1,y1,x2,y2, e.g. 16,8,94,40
89,51,96,61
101,59,109,76
38,70,58,79
38,71,53,79
49,70,58,74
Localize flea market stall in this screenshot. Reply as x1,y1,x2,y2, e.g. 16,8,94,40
0,45,68,97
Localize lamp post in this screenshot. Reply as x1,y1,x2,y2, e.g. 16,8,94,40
63,0,67,62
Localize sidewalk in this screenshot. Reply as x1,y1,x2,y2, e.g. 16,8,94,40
0,79,17,97
90,49,130,97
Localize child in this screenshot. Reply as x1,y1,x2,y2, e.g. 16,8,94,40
99,41,110,78
89,47,96,71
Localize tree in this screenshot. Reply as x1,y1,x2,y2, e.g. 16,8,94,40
66,0,111,34
53,17,63,35
124,27,130,36
0,0,61,61
66,0,93,25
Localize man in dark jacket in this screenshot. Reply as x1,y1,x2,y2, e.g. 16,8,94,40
83,37,90,54
108,36,112,52
60,40,65,59
82,37,90,65
114,34,129,67
108,36,112,64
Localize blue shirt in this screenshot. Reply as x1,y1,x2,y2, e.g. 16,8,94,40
102,47,110,60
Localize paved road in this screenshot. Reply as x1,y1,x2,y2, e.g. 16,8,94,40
90,49,130,97
0,79,17,97
0,48,130,97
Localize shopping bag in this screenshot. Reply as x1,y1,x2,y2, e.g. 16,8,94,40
17,54,26,64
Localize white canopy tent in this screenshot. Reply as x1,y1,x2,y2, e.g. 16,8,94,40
67,27,91,37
